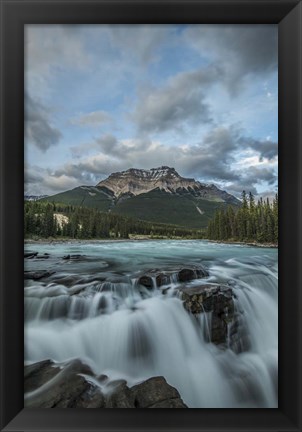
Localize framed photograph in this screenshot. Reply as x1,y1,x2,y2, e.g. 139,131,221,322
1,0,301,431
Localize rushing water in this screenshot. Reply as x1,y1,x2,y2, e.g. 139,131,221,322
24,240,278,408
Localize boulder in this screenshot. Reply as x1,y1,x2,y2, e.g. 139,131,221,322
179,283,238,347
24,360,188,408
178,266,208,281
62,254,86,261
130,376,187,408
24,359,105,408
138,265,208,289
24,270,55,280
24,359,60,393
105,380,135,408
24,252,38,258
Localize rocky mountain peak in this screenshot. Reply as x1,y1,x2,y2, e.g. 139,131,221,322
96,166,197,197
95,166,239,206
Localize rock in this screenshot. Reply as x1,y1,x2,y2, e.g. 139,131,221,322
24,360,60,393
24,360,187,408
51,274,87,288
26,373,105,408
24,270,55,280
178,266,208,281
24,252,38,258
131,376,187,408
179,283,239,347
97,374,109,383
138,271,170,288
105,381,135,408
62,254,86,261
138,265,208,289
24,359,105,408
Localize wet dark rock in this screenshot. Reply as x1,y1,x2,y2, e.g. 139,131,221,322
106,381,135,408
24,252,38,258
138,271,170,288
97,374,109,383
131,376,187,408
24,270,55,280
138,265,208,289
62,254,86,261
24,359,104,408
24,360,188,408
179,283,239,348
52,275,85,288
24,359,60,393
75,385,106,408
178,267,208,281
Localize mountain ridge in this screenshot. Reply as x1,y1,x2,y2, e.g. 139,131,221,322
40,167,241,229
96,166,240,206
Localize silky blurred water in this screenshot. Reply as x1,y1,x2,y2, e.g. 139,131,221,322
24,240,278,408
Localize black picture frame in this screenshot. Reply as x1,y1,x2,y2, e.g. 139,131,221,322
0,0,301,431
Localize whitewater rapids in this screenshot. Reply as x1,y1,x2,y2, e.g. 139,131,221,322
24,240,278,408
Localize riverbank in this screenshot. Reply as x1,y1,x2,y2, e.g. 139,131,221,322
25,236,277,248
206,239,278,248
24,234,203,244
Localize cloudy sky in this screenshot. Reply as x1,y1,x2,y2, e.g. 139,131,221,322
25,24,278,199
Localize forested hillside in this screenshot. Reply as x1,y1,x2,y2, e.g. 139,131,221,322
24,201,204,240
207,192,278,244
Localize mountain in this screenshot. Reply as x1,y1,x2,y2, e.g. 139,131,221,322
96,166,239,205
41,166,241,229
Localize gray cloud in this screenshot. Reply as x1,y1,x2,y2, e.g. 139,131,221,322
226,182,258,196
132,66,220,134
239,137,278,161
71,110,112,128
70,134,119,158
26,126,277,197
95,134,119,154
24,168,44,184
244,166,277,185
25,164,91,195
185,25,277,93
25,95,62,151
25,25,91,77
179,126,241,182
226,164,277,198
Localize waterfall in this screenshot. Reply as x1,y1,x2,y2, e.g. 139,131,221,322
24,240,278,408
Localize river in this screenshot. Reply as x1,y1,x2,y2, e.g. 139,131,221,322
24,240,278,408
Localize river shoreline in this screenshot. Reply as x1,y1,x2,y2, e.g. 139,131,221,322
24,237,278,248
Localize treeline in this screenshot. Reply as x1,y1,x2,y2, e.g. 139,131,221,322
24,201,203,239
207,191,278,244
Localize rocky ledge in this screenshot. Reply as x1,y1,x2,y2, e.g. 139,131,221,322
24,359,187,408
178,283,248,352
137,265,208,289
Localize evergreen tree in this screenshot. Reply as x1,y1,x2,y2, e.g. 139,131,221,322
206,191,278,244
